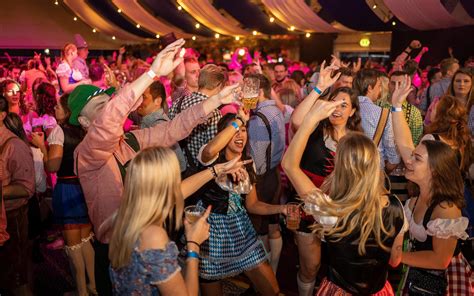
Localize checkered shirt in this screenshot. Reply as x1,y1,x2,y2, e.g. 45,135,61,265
446,253,474,295
248,100,285,175
169,91,221,167
378,101,423,145
358,96,400,167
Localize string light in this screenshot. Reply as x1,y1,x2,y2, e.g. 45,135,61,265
92,28,97,33
214,33,220,39
155,34,160,39
235,36,240,41
73,17,77,21
112,36,116,40
252,31,257,36
192,36,196,41
195,23,200,29
269,17,275,23
177,5,182,10
136,24,141,28
305,32,311,38
372,4,377,9
117,8,122,13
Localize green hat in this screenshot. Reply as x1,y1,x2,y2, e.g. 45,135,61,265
68,85,115,126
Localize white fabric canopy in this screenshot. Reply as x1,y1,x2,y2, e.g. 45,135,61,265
112,0,193,39
177,0,249,36
261,0,338,32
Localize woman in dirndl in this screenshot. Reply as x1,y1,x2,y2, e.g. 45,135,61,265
195,112,287,296
30,94,96,296
391,77,472,295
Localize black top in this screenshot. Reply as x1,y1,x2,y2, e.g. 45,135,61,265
57,125,84,178
326,195,405,295
300,126,335,179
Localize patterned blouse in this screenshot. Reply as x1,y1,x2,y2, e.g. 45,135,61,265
109,241,181,295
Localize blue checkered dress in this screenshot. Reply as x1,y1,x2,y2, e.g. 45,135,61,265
197,193,268,280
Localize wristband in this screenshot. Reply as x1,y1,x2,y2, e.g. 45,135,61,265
186,240,201,248
208,166,218,178
235,115,246,126
146,69,157,79
313,86,322,95
230,121,239,131
391,106,403,112
187,250,199,260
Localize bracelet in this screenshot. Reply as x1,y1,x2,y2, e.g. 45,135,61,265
313,86,322,95
187,250,199,260
208,166,218,178
404,50,411,55
230,121,239,131
391,106,403,112
146,69,157,79
235,115,246,126
187,240,201,248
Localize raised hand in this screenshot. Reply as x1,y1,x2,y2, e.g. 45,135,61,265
30,132,45,148
215,83,241,105
119,47,126,55
410,40,421,49
151,39,185,76
214,157,253,177
391,75,412,107
352,57,362,73
303,99,344,126
316,60,340,92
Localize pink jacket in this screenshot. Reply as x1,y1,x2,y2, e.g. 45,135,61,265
75,84,208,243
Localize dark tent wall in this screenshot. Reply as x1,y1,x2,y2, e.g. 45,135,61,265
390,25,474,67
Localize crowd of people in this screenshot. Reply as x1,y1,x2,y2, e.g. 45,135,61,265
0,33,473,296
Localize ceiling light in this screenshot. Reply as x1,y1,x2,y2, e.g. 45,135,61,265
195,23,200,29
235,36,240,41
192,36,196,41
252,31,257,36
289,26,295,31
136,24,141,28
215,33,220,39
92,29,97,33
392,21,397,26
177,5,182,10
112,36,116,40
54,1,58,5
305,32,311,38
269,17,275,23
73,17,77,21
372,4,377,9
238,49,246,56
155,34,160,39
117,9,122,13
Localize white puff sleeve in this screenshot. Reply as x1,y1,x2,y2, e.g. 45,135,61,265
427,217,469,240
56,62,71,78
303,189,338,228
197,144,218,166
47,125,64,146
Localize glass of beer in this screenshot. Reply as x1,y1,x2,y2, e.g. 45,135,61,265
242,76,260,110
286,202,301,230
184,205,205,224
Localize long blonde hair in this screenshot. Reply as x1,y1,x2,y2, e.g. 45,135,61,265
308,132,393,255
109,147,183,269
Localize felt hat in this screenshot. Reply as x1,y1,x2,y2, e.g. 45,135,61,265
74,34,88,49
68,85,115,126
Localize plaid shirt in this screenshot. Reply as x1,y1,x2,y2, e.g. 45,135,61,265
378,101,423,145
248,100,285,175
169,92,221,167
358,96,400,167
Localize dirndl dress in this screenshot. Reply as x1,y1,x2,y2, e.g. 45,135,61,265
197,193,267,280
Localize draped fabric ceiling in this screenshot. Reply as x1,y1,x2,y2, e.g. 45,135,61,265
3,0,474,48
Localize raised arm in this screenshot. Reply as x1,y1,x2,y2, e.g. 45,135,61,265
391,75,416,163
283,99,343,197
391,40,421,73
290,60,340,131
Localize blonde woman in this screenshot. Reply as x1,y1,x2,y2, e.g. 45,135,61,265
282,99,406,295
56,43,91,94
108,147,247,295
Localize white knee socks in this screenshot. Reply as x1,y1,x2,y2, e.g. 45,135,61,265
65,243,87,296
297,272,316,296
269,237,282,274
81,233,97,295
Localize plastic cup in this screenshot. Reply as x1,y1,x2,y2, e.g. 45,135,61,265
242,77,260,110
286,202,301,230
184,205,205,224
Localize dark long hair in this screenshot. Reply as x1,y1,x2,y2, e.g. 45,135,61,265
427,95,472,173
422,140,465,209
58,94,86,146
35,82,56,116
216,113,256,183
4,112,28,143
321,87,363,142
